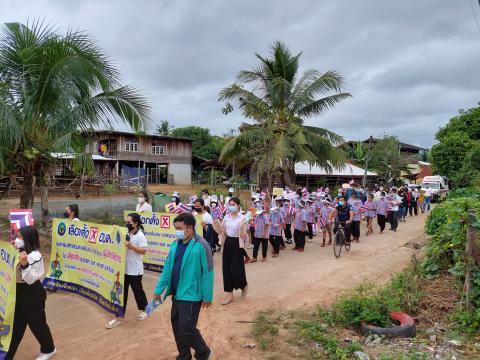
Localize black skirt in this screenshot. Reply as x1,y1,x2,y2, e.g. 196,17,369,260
222,236,247,292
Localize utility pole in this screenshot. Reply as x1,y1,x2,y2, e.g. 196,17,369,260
363,136,373,188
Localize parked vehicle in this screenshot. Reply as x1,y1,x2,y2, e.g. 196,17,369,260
421,175,449,202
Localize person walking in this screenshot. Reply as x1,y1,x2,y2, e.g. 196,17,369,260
106,213,149,329
268,202,285,257
306,197,316,242
347,192,362,243
136,191,152,213
424,187,432,212
193,199,214,254
210,200,223,252
6,226,56,360
364,194,377,236
251,205,269,263
376,192,388,233
411,188,419,216
282,199,295,244
389,189,401,232
320,201,334,247
218,197,248,305
292,200,308,252
154,213,213,360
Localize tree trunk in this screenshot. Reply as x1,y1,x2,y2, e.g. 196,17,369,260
40,183,49,230
465,209,478,313
20,172,34,209
267,172,273,193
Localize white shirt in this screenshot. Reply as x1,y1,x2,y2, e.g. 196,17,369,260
202,196,211,208
136,202,152,213
18,250,44,285
222,213,244,237
126,230,148,275
202,211,213,225
425,189,433,197
390,194,402,211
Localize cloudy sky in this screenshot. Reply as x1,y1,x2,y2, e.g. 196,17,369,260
2,0,479,147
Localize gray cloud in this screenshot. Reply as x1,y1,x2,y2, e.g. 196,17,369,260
1,0,479,147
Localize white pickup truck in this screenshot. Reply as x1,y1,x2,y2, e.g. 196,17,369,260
421,175,449,202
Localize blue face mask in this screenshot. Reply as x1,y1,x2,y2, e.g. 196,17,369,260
228,205,237,213
338,201,345,206
175,230,185,240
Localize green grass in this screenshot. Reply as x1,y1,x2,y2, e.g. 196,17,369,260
327,257,423,328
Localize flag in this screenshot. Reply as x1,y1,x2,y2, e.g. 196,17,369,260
288,206,296,216
319,216,326,228
10,209,34,242
165,202,176,213
171,203,191,214
361,203,368,212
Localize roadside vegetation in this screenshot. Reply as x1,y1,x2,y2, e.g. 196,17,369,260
249,188,480,359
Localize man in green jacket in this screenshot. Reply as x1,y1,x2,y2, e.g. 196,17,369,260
154,212,213,360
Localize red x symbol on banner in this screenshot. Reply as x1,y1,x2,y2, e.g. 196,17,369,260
161,216,170,229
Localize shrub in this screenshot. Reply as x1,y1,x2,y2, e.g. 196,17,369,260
422,188,480,332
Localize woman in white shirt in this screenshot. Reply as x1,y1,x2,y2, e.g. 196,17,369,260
7,226,56,360
64,204,80,221
219,197,248,305
136,191,153,213
193,199,214,253
106,213,149,329
201,189,211,208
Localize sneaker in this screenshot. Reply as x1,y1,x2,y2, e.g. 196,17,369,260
286,239,293,244
106,318,123,329
137,311,148,321
36,348,57,360
307,239,313,242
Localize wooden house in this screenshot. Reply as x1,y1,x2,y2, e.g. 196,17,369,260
84,130,193,185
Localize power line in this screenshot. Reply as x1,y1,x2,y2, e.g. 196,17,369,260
468,0,480,34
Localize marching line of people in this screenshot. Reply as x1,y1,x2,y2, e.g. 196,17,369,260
5,183,429,360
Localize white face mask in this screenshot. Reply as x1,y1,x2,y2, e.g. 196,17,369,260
138,197,145,204
14,237,25,249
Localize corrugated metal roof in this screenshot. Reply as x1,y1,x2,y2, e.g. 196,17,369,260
295,162,377,176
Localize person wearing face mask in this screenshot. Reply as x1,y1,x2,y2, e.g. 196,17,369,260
63,204,80,221
281,199,295,245
201,189,211,208
106,213,148,329
251,202,269,263
194,199,214,253
154,212,213,360
293,200,308,252
347,192,362,243
210,201,223,251
374,186,384,201
225,187,235,206
7,226,56,360
172,191,181,206
218,197,248,305
136,191,152,213
329,196,353,243
376,191,388,233
268,201,286,257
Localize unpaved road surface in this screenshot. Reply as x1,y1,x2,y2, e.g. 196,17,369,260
16,214,428,360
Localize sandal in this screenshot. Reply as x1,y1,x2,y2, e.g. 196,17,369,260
221,298,233,305
321,243,326,247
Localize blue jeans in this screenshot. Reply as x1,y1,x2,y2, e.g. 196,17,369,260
423,197,431,212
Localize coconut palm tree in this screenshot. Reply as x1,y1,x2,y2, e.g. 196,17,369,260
0,21,150,224
218,41,350,188
156,120,175,136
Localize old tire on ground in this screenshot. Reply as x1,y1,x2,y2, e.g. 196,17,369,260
360,312,416,338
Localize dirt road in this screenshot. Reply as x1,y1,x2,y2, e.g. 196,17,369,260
16,214,428,360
